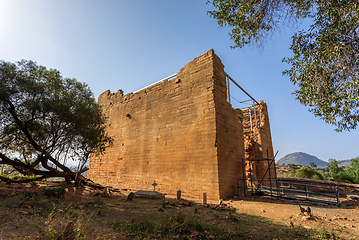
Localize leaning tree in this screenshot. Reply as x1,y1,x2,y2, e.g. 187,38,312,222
0,60,112,185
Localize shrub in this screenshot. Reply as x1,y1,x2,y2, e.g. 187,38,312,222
22,190,38,199
327,158,359,184
30,181,39,188
333,172,356,184
42,187,66,198
295,167,325,180
284,170,296,178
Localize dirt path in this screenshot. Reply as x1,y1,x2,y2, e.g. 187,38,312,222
225,195,359,238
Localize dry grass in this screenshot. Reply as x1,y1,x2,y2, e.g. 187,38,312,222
0,181,358,239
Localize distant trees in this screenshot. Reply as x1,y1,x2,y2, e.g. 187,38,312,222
327,159,359,184
0,60,112,185
309,162,317,169
294,166,326,180
282,159,359,184
207,0,359,131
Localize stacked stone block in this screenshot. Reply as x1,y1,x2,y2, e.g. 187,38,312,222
88,49,274,200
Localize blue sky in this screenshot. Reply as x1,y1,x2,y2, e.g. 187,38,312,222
0,0,357,162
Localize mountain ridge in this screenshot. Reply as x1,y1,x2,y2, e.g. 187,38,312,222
277,152,328,168
277,152,359,168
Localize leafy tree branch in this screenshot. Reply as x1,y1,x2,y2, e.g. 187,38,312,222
0,60,113,185
208,0,359,131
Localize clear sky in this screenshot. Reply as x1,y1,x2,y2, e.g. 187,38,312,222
0,0,357,162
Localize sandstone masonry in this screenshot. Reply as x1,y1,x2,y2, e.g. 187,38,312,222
88,50,275,200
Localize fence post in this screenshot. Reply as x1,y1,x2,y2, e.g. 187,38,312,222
335,186,340,206
305,185,308,200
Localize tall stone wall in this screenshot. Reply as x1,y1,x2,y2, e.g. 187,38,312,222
212,55,245,198
88,50,246,200
88,49,274,200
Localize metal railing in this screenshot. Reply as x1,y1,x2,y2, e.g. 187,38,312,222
248,179,341,206
133,73,178,94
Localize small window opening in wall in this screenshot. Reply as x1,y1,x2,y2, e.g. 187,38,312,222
126,113,132,119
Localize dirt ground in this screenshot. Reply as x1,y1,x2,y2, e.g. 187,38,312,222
226,195,359,238
1,181,359,239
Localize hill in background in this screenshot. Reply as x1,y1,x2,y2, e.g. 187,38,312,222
277,152,328,168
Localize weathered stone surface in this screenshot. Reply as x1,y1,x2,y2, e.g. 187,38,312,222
243,101,276,190
126,192,134,201
88,49,275,200
133,190,165,199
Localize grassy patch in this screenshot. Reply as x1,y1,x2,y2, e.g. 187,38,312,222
0,182,357,239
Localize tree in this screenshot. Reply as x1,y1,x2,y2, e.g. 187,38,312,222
309,162,317,168
0,60,112,185
294,166,326,180
327,159,359,184
346,158,359,182
207,0,359,131
327,159,343,178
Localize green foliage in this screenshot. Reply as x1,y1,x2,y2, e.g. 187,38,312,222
208,0,359,131
284,166,328,180
126,213,215,239
22,190,38,199
327,160,344,179
11,174,23,179
207,0,310,48
295,166,325,180
327,158,359,184
316,169,329,180
27,175,38,179
284,170,296,178
346,158,359,182
309,162,317,168
283,1,359,131
0,60,112,179
0,173,9,178
287,163,301,168
30,181,39,188
42,187,66,198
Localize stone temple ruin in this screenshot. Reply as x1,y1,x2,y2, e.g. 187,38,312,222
88,49,277,200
